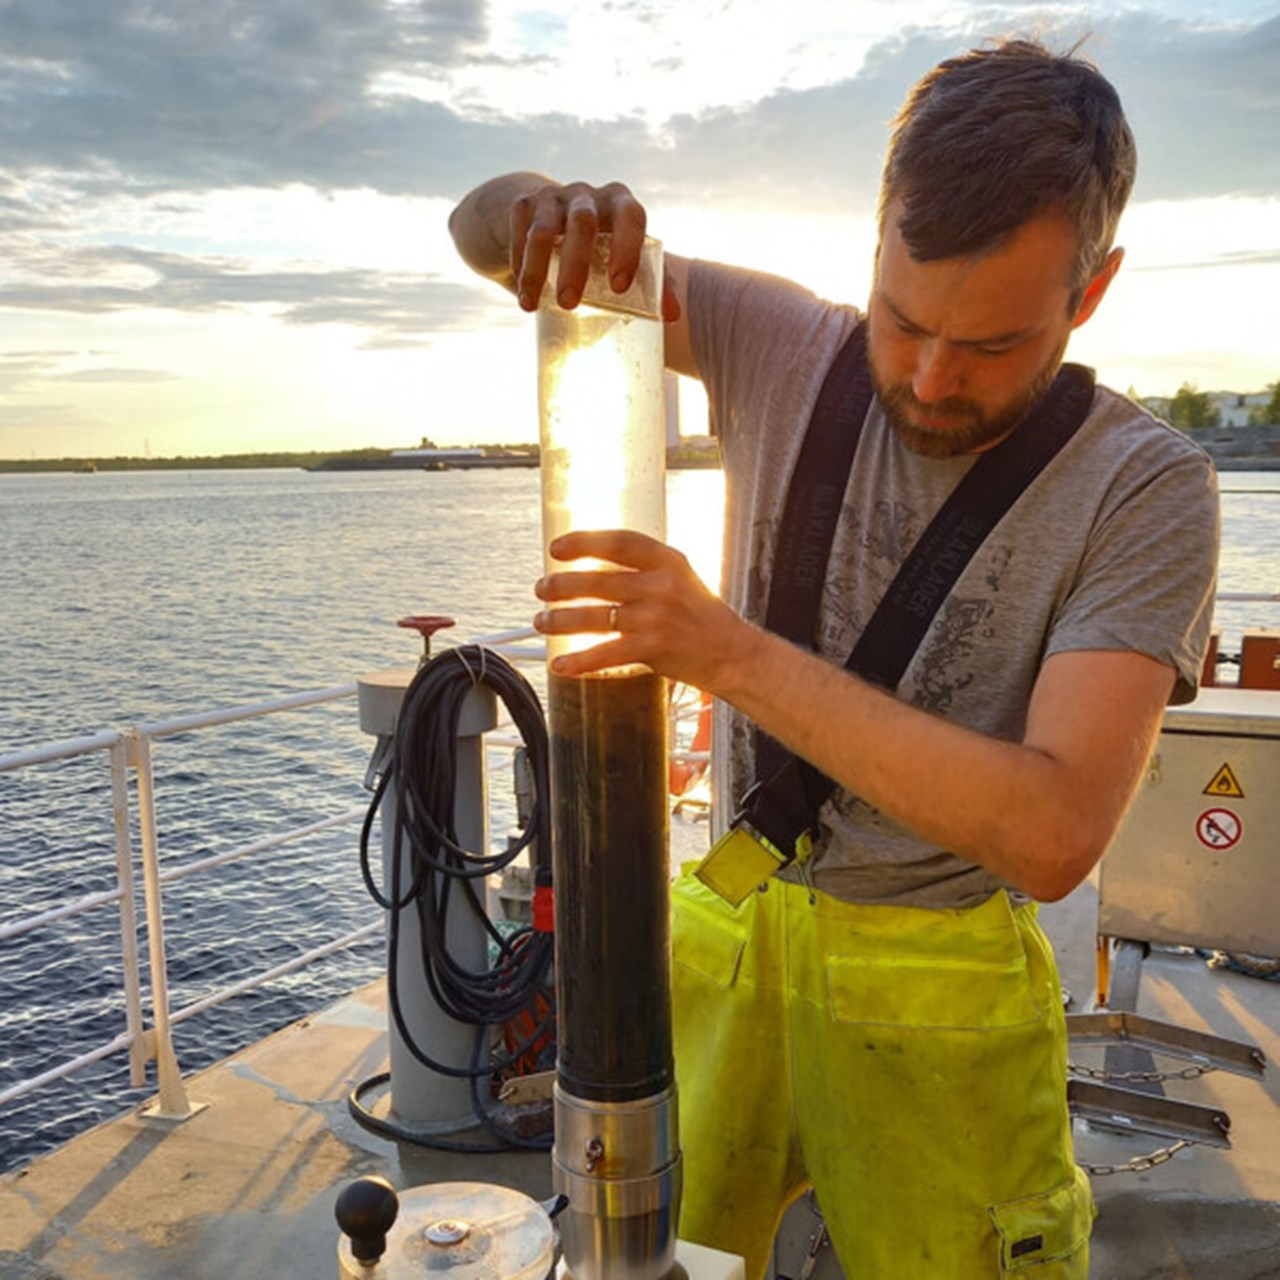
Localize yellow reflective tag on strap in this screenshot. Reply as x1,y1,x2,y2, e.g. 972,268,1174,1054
694,822,792,907
794,829,812,865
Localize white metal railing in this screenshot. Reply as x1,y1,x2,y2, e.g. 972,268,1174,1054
0,626,711,1128
0,686,371,1119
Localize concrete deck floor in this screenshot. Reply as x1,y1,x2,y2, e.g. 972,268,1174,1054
1,869,1277,1279
1042,881,1280,1280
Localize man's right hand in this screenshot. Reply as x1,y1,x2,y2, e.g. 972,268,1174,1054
450,173,684,325
449,172,691,368
508,180,650,312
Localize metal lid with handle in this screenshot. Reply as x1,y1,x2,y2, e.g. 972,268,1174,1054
337,1179,558,1280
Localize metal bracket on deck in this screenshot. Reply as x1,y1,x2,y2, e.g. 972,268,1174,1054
1066,1010,1267,1147
1067,1011,1267,1080
1067,1078,1232,1148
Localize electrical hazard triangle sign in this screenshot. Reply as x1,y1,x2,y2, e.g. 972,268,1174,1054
1203,763,1244,799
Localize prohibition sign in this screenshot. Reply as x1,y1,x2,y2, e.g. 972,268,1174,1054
1196,808,1242,851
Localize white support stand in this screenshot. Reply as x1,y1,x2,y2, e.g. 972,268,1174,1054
358,666,497,1131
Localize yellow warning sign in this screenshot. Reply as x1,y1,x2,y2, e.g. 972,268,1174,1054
1203,763,1244,799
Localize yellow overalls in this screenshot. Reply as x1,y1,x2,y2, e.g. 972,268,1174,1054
671,871,1094,1278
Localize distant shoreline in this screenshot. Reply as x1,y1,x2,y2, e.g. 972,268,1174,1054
0,444,1271,476
0,449,724,476
0,447,533,475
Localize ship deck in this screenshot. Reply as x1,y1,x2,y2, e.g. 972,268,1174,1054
2,867,1277,1279
0,977,552,1279
1042,886,1280,1276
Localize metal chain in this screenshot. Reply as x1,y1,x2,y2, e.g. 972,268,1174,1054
1069,1060,1217,1084
1207,950,1280,981
1079,1139,1191,1177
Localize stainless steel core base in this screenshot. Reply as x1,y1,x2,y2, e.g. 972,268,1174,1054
552,1083,682,1280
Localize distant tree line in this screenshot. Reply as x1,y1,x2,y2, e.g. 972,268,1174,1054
4,385,1279,474
1250,383,1280,426
1148,381,1280,432
0,448,371,474
0,444,539,475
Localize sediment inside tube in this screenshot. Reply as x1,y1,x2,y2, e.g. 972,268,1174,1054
548,670,673,1103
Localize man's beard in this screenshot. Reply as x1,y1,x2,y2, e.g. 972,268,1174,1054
870,340,1068,459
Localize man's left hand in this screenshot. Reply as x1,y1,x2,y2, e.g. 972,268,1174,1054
534,529,746,684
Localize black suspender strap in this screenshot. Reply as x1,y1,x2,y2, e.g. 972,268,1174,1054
745,322,873,856
734,343,1097,874
849,364,1096,688
762,323,873,645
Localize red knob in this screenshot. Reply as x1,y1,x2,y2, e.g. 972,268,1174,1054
397,615,456,638
398,615,455,662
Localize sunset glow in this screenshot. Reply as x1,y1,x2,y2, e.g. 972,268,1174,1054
0,3,1276,461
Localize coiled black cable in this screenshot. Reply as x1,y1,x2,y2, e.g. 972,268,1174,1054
352,644,555,1152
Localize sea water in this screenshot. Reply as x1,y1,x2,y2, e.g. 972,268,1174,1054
0,466,723,1172
0,465,1273,1172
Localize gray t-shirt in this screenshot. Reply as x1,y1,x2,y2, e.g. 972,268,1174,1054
689,260,1220,908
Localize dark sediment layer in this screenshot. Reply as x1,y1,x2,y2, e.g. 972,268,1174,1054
548,670,672,1103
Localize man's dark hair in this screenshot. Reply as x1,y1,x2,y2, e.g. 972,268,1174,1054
879,39,1137,307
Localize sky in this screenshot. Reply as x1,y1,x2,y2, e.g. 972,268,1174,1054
0,1,1277,460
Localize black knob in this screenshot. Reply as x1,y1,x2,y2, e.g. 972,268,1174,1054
336,1175,400,1264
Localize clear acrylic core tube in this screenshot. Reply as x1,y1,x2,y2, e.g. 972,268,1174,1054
536,236,666,666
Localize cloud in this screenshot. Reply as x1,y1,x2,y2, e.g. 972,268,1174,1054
51,367,184,383
0,4,1273,210
0,351,63,393
0,242,508,346
636,17,1280,209
1085,12,1280,202
0,3,1274,353
0,0,493,196
0,348,180,392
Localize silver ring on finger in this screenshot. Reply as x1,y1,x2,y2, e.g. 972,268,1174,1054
608,604,621,633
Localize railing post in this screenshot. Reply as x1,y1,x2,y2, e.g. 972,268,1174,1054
129,729,197,1120
109,738,147,1086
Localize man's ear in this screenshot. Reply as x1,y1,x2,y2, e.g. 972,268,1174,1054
1071,247,1124,329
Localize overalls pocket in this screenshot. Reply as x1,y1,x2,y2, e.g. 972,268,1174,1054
989,1167,1095,1276
822,896,1043,1031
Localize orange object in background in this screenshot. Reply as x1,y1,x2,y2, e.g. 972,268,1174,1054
501,990,554,1081
669,687,712,796
1201,631,1220,687
1240,629,1280,690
